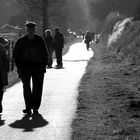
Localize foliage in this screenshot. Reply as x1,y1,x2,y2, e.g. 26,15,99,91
0,0,89,35
108,19,140,64
16,0,66,35
16,0,88,35
0,0,22,27
100,12,125,43
87,0,140,36
88,0,140,20
65,0,87,32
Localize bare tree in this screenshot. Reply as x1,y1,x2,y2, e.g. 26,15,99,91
20,0,65,36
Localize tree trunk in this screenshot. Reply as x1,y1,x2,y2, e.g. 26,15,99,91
42,0,48,37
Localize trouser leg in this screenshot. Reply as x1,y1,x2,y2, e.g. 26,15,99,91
86,42,89,50
48,48,53,67
32,71,44,110
0,88,3,103
50,48,55,66
55,49,58,65
0,89,3,113
56,48,63,66
21,71,32,110
0,77,4,112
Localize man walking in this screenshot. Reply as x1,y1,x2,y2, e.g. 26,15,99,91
13,21,48,115
84,31,92,50
53,28,64,69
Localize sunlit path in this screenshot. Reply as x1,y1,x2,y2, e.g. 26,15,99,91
63,42,93,61
0,41,93,140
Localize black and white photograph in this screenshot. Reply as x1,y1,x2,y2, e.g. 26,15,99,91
0,0,140,139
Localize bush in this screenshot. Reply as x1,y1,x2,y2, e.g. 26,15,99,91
108,18,140,64
100,12,125,44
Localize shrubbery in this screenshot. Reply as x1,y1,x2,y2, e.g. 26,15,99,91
107,18,140,64
100,12,125,44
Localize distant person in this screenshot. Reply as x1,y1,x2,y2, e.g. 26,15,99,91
44,29,54,68
94,34,100,44
82,32,85,40
84,31,92,50
53,28,64,69
0,43,9,113
13,21,49,115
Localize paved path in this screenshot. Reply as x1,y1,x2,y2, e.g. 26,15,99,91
0,41,93,140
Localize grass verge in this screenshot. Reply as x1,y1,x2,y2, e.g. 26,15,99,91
71,42,140,139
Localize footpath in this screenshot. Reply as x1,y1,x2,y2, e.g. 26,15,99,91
0,40,93,140
72,42,140,140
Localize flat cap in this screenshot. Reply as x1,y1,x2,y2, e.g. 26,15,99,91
25,21,36,28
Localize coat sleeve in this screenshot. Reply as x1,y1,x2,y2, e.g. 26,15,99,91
13,39,22,69
0,45,9,85
0,44,9,72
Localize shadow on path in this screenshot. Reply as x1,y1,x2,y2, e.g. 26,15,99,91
9,113,48,132
0,114,5,126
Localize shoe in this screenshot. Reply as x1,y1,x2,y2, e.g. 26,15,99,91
55,65,63,69
23,109,32,115
47,66,52,69
33,110,39,114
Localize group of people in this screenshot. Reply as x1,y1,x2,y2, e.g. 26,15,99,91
0,21,64,115
44,28,64,69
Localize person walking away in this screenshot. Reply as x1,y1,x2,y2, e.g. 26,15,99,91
13,21,49,115
0,43,9,113
95,34,100,44
84,31,92,50
53,28,64,69
44,29,54,68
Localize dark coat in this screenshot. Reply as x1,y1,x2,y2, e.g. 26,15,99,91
44,35,53,49
0,44,9,86
85,33,92,43
53,32,64,49
13,34,49,72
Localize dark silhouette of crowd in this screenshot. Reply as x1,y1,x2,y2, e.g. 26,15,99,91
0,21,65,115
